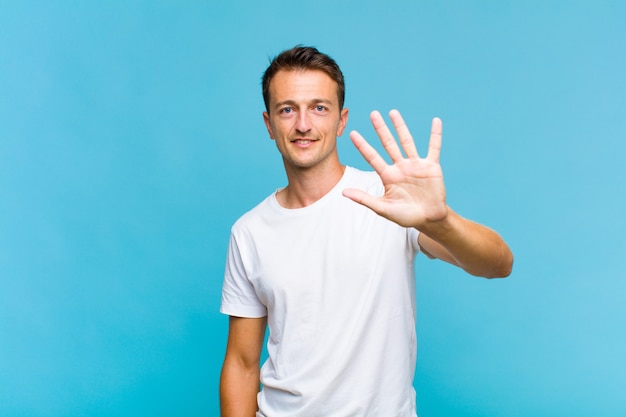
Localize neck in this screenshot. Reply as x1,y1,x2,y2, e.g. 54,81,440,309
277,162,346,209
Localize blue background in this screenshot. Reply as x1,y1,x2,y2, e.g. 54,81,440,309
1,1,625,416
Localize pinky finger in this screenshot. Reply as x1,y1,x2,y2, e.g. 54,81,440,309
428,117,443,163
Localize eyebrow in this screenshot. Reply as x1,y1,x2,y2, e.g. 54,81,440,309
273,98,334,109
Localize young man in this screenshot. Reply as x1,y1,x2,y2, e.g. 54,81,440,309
220,46,513,417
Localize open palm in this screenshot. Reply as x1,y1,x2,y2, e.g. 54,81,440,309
342,110,448,229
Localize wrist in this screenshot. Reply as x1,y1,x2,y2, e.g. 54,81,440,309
416,206,456,240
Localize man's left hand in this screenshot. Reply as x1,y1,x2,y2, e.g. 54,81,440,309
343,109,448,230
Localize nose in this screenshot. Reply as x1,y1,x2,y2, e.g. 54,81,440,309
295,111,311,134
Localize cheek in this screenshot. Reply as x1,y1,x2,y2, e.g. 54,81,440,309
322,121,342,137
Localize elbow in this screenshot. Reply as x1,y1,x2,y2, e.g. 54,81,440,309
484,251,514,279
467,251,514,279
484,264,512,279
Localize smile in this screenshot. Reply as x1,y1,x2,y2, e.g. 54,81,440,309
291,139,317,144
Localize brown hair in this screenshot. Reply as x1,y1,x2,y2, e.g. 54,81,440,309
262,45,345,112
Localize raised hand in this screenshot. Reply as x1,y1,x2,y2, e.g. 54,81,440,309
342,110,448,229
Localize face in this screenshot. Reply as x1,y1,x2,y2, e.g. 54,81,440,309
263,70,349,172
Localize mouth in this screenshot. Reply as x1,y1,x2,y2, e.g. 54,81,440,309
291,138,318,145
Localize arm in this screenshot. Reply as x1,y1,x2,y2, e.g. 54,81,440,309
417,209,513,278
220,316,267,417
343,110,513,278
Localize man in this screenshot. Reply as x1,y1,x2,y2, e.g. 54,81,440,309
220,45,513,417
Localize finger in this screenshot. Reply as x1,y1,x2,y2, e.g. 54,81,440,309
370,110,404,163
389,109,419,159
428,117,443,163
342,188,385,215
349,130,389,174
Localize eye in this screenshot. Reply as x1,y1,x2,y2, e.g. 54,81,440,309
315,105,327,112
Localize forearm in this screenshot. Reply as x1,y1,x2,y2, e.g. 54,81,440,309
220,361,260,417
419,207,513,278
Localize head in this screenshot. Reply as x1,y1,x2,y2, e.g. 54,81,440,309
261,47,349,174
262,45,345,114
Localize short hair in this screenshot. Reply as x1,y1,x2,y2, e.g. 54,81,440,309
262,45,345,112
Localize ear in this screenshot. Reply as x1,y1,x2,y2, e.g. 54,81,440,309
263,111,275,140
336,108,349,136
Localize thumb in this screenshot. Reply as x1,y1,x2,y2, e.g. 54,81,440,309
342,188,381,212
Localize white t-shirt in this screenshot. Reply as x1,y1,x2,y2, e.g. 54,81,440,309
221,167,421,417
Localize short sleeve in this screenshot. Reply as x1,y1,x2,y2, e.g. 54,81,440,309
409,228,421,255
220,232,268,318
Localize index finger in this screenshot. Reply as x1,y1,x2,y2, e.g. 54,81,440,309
349,129,389,174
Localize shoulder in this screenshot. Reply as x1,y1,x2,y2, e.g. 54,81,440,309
231,192,276,235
